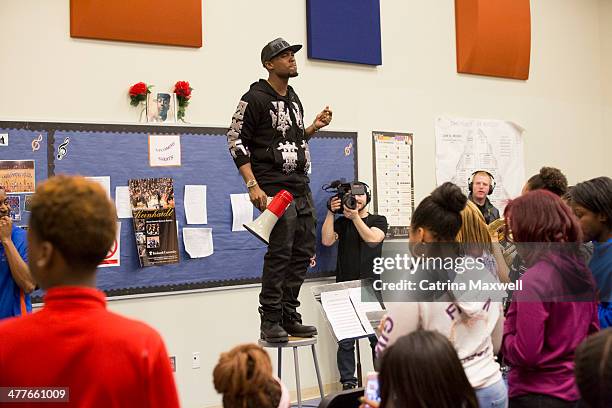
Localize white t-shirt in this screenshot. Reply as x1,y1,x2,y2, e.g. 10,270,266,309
376,255,504,389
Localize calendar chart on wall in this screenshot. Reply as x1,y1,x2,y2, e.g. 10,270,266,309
372,131,414,239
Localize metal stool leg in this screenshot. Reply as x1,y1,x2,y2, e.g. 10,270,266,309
356,339,363,387
311,344,324,399
278,347,282,380
293,346,302,408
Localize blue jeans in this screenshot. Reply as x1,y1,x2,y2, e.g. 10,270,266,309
337,335,377,385
476,379,508,408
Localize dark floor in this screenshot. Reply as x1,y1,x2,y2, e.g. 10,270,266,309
292,397,321,408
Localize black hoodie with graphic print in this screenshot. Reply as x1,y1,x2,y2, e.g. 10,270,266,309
227,79,312,197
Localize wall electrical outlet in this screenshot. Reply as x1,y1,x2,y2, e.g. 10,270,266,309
192,352,201,369
169,356,176,372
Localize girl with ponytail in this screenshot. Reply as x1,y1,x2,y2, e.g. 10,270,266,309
378,182,507,407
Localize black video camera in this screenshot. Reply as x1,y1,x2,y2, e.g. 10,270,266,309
323,180,368,214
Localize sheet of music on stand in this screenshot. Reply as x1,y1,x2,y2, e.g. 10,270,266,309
372,131,414,239
321,287,383,341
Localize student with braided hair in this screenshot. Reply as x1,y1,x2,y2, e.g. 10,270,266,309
213,343,290,408
501,167,571,308
569,176,612,328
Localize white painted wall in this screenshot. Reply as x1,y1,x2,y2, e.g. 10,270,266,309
601,0,612,167
2,0,610,407
108,280,342,408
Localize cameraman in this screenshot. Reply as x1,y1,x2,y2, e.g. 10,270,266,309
321,181,388,390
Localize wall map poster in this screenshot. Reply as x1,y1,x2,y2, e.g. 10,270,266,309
435,116,525,213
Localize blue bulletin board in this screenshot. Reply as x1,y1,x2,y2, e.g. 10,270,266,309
0,121,357,297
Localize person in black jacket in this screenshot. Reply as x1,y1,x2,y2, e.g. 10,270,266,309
467,170,499,224
321,181,388,389
227,37,332,343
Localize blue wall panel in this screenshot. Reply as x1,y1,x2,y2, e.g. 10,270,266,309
307,0,382,66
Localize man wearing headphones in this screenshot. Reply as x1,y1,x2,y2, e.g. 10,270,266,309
321,181,388,390
468,170,500,224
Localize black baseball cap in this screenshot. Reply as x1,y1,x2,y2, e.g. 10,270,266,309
261,38,302,65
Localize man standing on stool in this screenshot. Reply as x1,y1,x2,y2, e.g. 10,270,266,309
321,181,388,389
227,37,332,343
468,170,500,224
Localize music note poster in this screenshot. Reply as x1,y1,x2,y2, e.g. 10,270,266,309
0,160,35,193
128,177,179,267
56,137,70,161
372,132,414,239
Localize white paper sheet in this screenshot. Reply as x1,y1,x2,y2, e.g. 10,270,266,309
230,193,253,232
86,176,111,198
149,134,181,167
321,290,368,341
184,185,207,224
348,287,383,335
435,116,525,213
114,186,132,218
183,228,213,258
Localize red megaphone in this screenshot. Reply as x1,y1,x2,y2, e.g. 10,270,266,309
243,190,293,245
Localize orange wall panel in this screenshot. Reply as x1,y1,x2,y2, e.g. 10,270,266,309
70,0,202,48
455,0,531,80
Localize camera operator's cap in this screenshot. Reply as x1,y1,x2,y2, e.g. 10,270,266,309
261,38,302,64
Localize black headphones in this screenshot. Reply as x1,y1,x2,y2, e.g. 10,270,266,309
468,171,496,195
353,181,372,205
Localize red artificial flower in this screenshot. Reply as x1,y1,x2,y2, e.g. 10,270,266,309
128,82,151,106
174,81,194,121
129,82,148,97
174,81,192,100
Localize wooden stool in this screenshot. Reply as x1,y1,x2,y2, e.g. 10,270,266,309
258,337,325,408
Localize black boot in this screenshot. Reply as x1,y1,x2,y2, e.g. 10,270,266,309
282,320,317,337
260,319,288,343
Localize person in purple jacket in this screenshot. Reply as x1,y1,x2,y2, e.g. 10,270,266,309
502,190,599,408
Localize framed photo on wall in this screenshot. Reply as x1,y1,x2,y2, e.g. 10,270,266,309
146,92,177,123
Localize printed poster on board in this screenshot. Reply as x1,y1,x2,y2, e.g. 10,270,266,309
128,177,179,267
0,160,35,193
6,196,21,221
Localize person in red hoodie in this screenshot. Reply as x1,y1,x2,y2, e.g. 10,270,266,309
0,175,180,408
502,190,599,408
